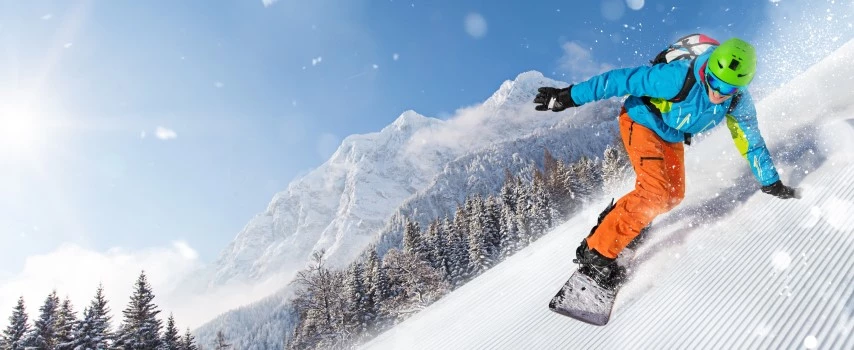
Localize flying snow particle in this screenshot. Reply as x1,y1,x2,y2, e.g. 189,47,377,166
804,335,818,349
464,13,488,38
393,53,400,61
372,64,379,69
64,43,73,49
626,0,645,10
312,56,323,66
214,81,225,88
772,251,792,271
42,14,53,20
754,324,771,337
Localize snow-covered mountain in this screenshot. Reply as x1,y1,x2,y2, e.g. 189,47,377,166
363,39,854,349
179,71,623,294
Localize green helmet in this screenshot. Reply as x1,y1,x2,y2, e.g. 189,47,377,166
708,38,757,86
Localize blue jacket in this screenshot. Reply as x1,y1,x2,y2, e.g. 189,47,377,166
569,51,780,186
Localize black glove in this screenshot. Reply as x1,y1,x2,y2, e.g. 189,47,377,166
761,180,800,199
533,86,578,112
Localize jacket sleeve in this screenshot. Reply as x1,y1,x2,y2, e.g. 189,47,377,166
724,91,780,186
569,62,687,105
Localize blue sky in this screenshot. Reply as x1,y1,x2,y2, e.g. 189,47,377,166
0,0,850,320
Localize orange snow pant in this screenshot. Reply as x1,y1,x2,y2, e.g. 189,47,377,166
586,109,685,259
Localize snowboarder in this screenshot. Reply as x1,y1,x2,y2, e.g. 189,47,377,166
533,37,800,292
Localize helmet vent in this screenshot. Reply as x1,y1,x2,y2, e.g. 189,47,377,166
728,60,740,70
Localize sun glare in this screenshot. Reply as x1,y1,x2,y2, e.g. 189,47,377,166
0,100,45,158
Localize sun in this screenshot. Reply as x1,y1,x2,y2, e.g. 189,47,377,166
0,100,45,158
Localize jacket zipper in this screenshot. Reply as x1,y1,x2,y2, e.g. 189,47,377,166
640,156,664,166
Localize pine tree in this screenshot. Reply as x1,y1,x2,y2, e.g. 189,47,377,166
483,197,502,261
54,297,77,349
70,284,113,350
179,328,198,350
449,206,471,285
343,262,367,337
439,217,455,282
362,249,380,331
500,172,518,214
603,143,630,194
29,290,60,349
160,314,181,350
467,195,491,275
115,271,163,350
2,296,30,350
402,219,426,261
499,202,519,259
515,181,534,245
423,221,444,271
213,330,230,350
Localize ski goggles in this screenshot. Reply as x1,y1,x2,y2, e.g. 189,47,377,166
705,67,742,96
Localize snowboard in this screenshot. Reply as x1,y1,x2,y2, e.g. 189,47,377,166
548,266,619,326
548,224,650,326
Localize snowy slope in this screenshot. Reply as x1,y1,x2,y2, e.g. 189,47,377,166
363,40,854,350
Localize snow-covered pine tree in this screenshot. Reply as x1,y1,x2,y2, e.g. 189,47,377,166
370,253,391,330
54,297,77,350
115,271,163,350
213,330,230,350
70,284,113,350
450,205,471,285
179,328,198,350
439,217,455,282
483,197,502,264
530,171,553,238
362,248,380,332
602,143,630,194
29,290,60,349
498,201,519,259
500,171,518,214
343,262,368,338
427,220,448,278
467,194,491,275
514,181,534,246
2,296,30,350
402,219,427,262
160,314,181,350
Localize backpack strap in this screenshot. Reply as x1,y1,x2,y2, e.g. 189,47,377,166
669,59,697,103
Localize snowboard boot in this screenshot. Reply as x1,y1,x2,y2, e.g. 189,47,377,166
573,239,623,291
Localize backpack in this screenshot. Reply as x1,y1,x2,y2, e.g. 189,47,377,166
642,33,742,145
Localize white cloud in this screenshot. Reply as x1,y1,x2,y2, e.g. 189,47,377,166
0,242,202,329
316,133,340,160
464,13,488,39
155,126,177,140
312,56,323,66
558,41,616,81
42,14,53,20
262,0,279,7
